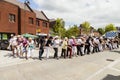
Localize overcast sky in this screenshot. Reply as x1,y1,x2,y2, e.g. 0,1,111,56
20,0,120,29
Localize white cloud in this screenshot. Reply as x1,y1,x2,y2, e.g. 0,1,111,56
32,0,120,29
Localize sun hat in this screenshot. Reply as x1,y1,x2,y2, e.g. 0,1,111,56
29,37,32,40
11,34,14,37
64,37,68,40
17,35,21,37
71,36,75,38
54,36,59,39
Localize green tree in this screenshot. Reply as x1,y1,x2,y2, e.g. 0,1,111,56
65,25,80,38
97,28,105,35
52,18,65,37
80,21,91,34
105,24,116,33
59,27,66,38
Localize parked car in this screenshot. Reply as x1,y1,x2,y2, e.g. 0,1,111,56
0,33,15,50
0,40,9,50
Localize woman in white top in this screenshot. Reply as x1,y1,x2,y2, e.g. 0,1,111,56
9,36,18,57
61,37,68,58
53,36,60,59
80,37,85,55
27,37,34,58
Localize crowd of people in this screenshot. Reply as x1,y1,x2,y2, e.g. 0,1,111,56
8,34,119,60
8,34,35,59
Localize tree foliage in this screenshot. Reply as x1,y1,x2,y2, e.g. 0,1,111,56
105,24,116,33
65,25,80,38
52,18,65,37
52,19,117,38
97,28,105,35
80,21,91,34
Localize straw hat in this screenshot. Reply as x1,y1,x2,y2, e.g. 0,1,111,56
54,36,59,39
11,34,14,37
71,36,75,39
64,37,68,40
17,35,21,38
29,37,32,40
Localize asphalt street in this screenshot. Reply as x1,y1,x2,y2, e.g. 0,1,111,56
0,48,120,80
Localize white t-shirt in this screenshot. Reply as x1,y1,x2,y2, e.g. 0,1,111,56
10,37,17,46
77,39,82,45
94,38,99,44
53,39,60,48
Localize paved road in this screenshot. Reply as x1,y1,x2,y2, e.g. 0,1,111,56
0,48,120,80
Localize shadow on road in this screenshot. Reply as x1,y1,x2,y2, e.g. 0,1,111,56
110,50,120,54
102,74,120,80
4,53,13,58
32,56,56,60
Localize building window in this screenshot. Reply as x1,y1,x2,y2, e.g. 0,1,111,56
43,22,47,27
29,17,34,24
36,19,40,26
2,34,8,40
9,14,15,22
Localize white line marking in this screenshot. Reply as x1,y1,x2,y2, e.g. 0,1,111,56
110,67,120,72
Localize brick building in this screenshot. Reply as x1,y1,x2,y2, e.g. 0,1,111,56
0,0,49,40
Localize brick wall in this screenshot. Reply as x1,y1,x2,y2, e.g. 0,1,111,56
0,1,18,35
20,9,36,34
36,18,49,34
0,1,50,35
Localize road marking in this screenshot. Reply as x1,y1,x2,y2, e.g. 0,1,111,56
110,67,120,72
86,58,120,80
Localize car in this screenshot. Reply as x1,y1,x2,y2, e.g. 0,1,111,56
0,40,9,50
